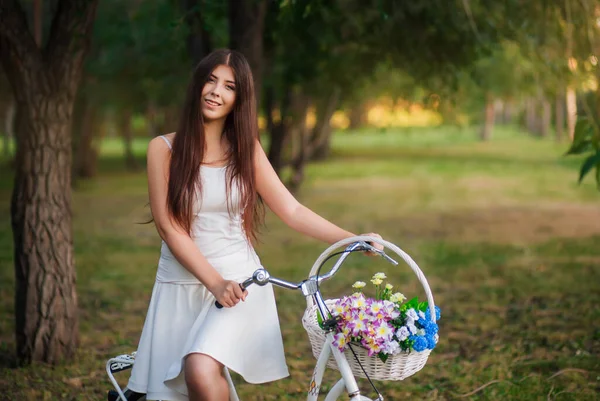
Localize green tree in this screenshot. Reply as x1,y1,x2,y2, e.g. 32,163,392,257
72,0,190,178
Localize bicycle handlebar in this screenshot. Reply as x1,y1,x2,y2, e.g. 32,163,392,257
215,240,398,309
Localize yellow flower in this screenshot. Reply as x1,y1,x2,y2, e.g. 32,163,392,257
371,278,383,286
385,283,393,290
352,281,366,289
373,272,387,280
391,292,406,303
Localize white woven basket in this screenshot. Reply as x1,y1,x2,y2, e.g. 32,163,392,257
302,235,437,381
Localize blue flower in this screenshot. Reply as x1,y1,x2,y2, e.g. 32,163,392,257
425,306,441,321
425,334,437,349
412,336,427,352
422,320,439,336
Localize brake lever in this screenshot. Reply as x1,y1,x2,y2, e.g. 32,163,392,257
361,241,399,265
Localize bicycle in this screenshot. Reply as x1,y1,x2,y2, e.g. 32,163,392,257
106,235,437,400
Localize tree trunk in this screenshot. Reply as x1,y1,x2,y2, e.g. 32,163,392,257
165,106,180,134
348,102,366,130
72,92,98,179
121,109,138,171
555,92,565,141
307,87,341,160
566,86,577,141
525,98,537,135
265,86,289,175
229,0,267,105
4,99,15,157
540,96,551,138
181,0,212,66
502,101,515,125
0,0,98,365
287,91,310,191
11,96,80,364
480,93,494,141
493,99,504,124
146,100,158,137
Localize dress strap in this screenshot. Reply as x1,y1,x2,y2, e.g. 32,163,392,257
159,135,172,150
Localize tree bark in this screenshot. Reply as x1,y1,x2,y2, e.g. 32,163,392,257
480,92,494,141
555,92,565,141
4,99,15,157
0,0,98,365
229,0,267,106
566,86,577,141
33,0,43,46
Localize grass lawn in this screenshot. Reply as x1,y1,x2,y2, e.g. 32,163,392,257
0,125,599,400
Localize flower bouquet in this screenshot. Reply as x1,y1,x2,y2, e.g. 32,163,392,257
303,272,441,381
328,272,441,363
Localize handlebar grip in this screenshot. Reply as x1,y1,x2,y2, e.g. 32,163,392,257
215,283,246,309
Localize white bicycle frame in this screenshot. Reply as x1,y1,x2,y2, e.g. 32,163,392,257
106,235,433,401
306,331,368,401
106,352,137,401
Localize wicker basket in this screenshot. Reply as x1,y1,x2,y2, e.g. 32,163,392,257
302,235,437,381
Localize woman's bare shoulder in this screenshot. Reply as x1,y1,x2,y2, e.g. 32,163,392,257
148,133,175,164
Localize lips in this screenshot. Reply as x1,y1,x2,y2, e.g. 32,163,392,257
205,98,221,107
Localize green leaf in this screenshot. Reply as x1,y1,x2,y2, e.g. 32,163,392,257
574,118,593,141
578,151,600,184
405,296,419,310
378,352,389,363
317,311,324,329
565,139,594,155
566,119,594,155
417,301,428,312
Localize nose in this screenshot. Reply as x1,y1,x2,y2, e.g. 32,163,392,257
210,82,223,98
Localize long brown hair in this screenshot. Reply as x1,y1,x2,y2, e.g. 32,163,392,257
167,49,264,243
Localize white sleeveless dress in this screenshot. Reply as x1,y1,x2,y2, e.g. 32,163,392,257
126,136,289,401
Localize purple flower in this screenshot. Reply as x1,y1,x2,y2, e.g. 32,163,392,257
396,326,410,341
332,332,348,351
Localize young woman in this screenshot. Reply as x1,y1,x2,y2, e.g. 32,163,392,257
121,49,382,401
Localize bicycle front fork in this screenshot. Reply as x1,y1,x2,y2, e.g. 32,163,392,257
306,332,367,401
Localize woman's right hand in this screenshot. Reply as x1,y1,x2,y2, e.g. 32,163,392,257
211,279,247,308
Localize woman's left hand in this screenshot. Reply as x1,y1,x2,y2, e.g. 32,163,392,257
360,232,384,256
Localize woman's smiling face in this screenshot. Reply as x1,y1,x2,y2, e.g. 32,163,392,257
201,64,236,122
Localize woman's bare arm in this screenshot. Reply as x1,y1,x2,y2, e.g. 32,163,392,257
255,142,370,244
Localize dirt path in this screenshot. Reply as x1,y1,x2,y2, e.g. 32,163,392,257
394,203,600,244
